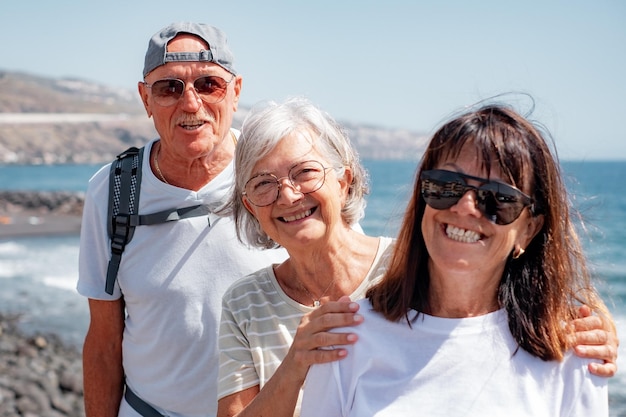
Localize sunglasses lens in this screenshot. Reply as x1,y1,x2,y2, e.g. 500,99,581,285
148,76,230,106
193,76,229,102
420,171,465,210
420,170,531,225
476,183,526,225
150,79,184,106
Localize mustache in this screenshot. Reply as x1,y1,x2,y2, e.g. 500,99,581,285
175,111,216,125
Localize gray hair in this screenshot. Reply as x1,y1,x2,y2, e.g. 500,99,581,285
228,97,369,249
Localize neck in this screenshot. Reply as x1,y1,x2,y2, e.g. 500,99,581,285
275,230,380,306
426,263,501,318
151,133,236,191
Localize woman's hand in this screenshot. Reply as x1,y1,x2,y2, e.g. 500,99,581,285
217,297,364,417
282,296,363,381
571,305,619,377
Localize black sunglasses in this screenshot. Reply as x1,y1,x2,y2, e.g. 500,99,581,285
144,75,234,107
420,169,535,225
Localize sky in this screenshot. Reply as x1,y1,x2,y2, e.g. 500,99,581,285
2,0,625,160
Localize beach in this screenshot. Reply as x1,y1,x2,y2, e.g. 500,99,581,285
0,191,85,416
0,213,81,238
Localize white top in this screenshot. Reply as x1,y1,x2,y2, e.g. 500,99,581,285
301,300,608,417
77,135,287,417
218,237,395,416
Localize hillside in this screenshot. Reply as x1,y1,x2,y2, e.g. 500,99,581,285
0,70,428,164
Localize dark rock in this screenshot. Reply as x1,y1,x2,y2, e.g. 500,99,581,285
0,191,84,216
0,191,84,237
0,315,84,417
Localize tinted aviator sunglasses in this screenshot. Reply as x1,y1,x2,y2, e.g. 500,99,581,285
144,74,234,106
420,169,535,225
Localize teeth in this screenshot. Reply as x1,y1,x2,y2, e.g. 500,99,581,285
181,122,203,130
446,225,481,243
283,209,312,223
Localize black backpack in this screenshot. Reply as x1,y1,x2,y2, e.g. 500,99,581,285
104,146,211,294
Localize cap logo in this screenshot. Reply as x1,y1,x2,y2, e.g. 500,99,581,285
164,49,214,64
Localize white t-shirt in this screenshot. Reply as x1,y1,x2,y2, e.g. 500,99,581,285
301,301,608,417
77,135,287,417
218,237,395,416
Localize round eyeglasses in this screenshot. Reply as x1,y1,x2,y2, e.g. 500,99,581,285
243,160,333,207
144,75,234,107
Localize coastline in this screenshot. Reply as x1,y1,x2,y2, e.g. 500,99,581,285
0,213,81,238
0,191,83,238
0,191,85,414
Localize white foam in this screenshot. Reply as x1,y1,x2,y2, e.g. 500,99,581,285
42,274,79,291
0,237,79,290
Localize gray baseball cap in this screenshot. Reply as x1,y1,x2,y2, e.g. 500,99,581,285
143,22,237,78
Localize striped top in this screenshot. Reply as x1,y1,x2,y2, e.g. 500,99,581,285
217,237,395,413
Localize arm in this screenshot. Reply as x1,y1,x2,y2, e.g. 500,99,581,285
217,296,361,417
83,298,125,417
571,305,619,377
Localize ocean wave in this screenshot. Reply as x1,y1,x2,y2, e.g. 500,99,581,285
0,236,79,288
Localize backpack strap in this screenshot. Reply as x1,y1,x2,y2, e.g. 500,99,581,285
104,146,214,295
136,204,212,225
105,147,143,295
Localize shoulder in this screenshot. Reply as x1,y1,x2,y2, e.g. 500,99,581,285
557,351,608,414
85,142,155,198
220,265,304,330
334,299,409,357
560,351,608,387
370,236,396,276
378,236,396,255
84,162,112,198
356,298,384,319
351,299,395,333
222,266,277,305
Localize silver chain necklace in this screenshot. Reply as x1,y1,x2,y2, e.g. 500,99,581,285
299,279,336,307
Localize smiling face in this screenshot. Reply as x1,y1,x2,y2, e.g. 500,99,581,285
421,144,542,289
138,34,242,162
242,130,351,250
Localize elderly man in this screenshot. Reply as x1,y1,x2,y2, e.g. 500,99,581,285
77,22,286,417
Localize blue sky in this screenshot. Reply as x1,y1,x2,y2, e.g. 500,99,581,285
2,0,625,160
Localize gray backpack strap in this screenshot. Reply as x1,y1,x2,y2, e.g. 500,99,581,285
137,204,212,225
125,384,165,417
104,146,213,295
105,147,143,295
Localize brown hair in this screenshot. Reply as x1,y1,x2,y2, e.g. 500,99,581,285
367,104,608,360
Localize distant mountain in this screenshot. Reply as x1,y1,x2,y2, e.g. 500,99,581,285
0,70,141,114
0,70,428,164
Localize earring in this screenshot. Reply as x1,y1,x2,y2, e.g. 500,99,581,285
512,246,525,259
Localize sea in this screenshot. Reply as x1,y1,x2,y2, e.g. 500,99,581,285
1,160,625,415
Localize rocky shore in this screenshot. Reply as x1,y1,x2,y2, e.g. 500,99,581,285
0,191,84,238
0,314,84,417
0,192,86,416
